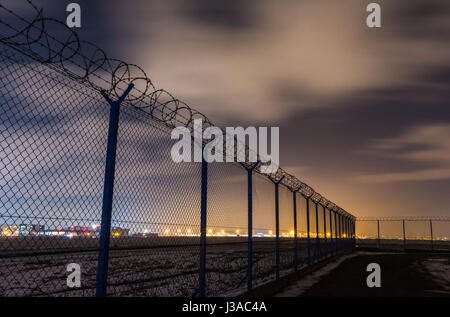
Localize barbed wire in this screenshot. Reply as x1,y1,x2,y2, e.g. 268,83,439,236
0,0,355,220
357,216,450,222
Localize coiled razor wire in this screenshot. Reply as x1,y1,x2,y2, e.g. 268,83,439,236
0,0,355,220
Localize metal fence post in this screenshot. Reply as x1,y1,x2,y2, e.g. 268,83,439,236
270,176,285,280
329,208,333,256
344,217,347,249
350,219,353,249
349,218,352,249
352,219,355,248
347,217,350,250
314,202,320,262
377,219,380,249
430,219,434,251
305,196,312,264
346,217,349,250
338,214,342,253
347,218,350,249
343,216,347,250
336,212,341,254
240,162,259,292
403,220,406,250
345,217,348,250
291,187,301,271
198,156,208,297
334,211,338,255
323,205,327,258
96,84,134,298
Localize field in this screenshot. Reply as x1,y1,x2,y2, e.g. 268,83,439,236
0,236,321,297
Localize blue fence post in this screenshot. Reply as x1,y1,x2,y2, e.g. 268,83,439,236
329,208,333,256
96,84,134,298
351,218,353,248
305,196,312,265
402,219,406,251
240,162,259,292
323,205,327,258
336,213,340,254
349,218,352,249
342,215,348,251
290,187,302,272
198,156,208,297
341,215,344,252
346,217,349,250
333,211,337,254
270,176,285,280
339,214,342,253
350,218,353,249
314,202,320,262
377,219,380,249
339,214,345,253
430,219,434,251
348,218,351,249
350,219,353,249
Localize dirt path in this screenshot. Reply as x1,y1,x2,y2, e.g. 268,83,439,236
289,253,450,297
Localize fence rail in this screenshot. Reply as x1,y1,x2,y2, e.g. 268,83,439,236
0,0,356,297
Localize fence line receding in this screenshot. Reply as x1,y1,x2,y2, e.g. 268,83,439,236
0,0,356,297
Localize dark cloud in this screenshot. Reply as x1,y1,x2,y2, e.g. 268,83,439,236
382,0,450,40
422,67,450,85
182,0,257,30
394,0,450,21
3,0,450,219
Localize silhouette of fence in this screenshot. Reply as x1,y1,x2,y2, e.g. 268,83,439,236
356,217,450,251
0,0,356,297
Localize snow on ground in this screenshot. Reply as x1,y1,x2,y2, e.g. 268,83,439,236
0,243,301,297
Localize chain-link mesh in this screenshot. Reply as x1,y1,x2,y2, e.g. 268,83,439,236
356,218,450,251
105,105,203,297
0,41,358,296
0,44,107,296
205,162,247,296
0,0,358,297
278,186,295,273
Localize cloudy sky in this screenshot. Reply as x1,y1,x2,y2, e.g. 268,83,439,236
4,0,450,220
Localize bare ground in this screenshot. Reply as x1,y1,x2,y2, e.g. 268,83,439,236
298,252,450,297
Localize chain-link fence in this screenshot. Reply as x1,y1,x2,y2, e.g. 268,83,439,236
356,218,450,251
0,0,356,297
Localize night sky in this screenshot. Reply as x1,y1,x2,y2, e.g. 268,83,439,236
5,0,450,219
